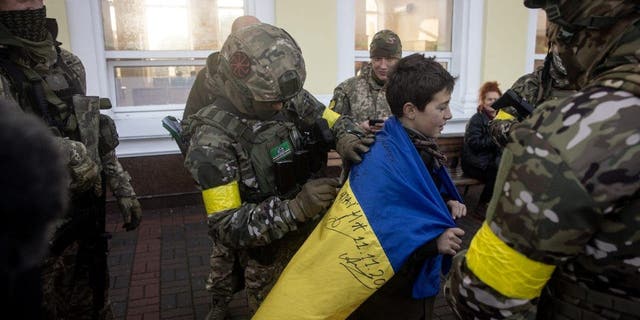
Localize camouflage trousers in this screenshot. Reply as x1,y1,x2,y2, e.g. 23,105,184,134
42,241,113,320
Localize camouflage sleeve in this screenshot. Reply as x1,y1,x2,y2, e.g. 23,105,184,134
185,125,300,249
329,80,353,117
488,106,519,148
59,49,87,94
287,88,361,141
101,149,136,198
446,88,640,318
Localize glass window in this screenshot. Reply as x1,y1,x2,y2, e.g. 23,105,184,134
353,0,453,75
533,9,547,68
100,0,245,109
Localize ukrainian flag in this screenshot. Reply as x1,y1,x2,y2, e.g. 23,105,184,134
254,117,460,319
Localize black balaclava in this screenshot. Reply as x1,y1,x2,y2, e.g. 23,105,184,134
0,6,48,42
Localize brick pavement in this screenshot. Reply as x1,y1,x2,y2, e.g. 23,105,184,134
106,185,484,320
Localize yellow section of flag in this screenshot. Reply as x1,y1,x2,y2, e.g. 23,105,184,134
254,179,394,319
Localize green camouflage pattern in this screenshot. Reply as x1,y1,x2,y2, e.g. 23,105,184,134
445,2,640,317
184,86,359,317
0,20,139,319
330,63,391,124
217,23,306,115
369,29,402,58
489,51,576,147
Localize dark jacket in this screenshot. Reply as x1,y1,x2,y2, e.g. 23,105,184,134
461,111,501,173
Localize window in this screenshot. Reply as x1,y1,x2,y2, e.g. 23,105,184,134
337,0,484,130
354,0,453,74
527,9,548,72
66,0,274,156
101,0,243,111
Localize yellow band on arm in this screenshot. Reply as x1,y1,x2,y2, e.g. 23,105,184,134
466,222,556,300
322,107,341,129
202,181,241,216
495,109,516,121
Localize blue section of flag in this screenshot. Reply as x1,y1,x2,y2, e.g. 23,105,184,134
349,116,458,298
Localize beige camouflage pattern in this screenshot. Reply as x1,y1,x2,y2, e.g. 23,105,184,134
330,63,391,123
445,1,640,318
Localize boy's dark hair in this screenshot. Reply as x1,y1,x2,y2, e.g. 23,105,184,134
385,54,456,117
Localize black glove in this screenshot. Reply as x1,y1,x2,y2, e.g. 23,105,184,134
288,177,340,222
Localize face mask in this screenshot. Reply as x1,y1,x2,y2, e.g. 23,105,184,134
0,6,48,42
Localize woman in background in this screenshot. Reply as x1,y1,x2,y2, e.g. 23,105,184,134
462,81,502,216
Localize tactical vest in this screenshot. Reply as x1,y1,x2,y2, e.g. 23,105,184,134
0,26,107,169
189,101,322,202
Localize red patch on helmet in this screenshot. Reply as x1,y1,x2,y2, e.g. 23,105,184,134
229,51,252,79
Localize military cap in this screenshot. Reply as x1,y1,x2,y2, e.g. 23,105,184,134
369,29,402,59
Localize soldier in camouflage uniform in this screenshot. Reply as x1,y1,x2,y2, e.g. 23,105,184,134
182,15,261,122
444,0,640,319
0,1,142,319
183,23,372,319
489,44,576,147
329,29,402,133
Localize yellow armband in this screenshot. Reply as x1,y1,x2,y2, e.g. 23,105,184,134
322,106,340,129
466,222,555,299
202,181,241,216
494,109,516,121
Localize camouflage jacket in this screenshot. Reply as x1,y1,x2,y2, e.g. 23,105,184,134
329,63,391,123
445,63,640,319
0,20,135,201
184,90,359,249
489,63,576,147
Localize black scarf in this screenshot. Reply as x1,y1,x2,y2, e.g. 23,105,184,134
0,6,48,42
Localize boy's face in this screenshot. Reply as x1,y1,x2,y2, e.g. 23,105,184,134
407,88,452,138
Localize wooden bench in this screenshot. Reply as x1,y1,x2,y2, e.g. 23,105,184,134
437,133,484,197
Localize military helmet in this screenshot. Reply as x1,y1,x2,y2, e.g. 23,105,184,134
525,0,640,88
217,23,305,114
369,29,402,59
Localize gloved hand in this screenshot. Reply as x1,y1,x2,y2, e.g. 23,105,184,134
117,196,142,231
58,138,100,193
288,177,340,222
335,133,375,164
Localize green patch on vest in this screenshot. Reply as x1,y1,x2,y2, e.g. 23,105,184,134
270,141,293,162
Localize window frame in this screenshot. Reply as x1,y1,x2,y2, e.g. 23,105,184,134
336,0,484,132
65,0,275,156
526,8,547,73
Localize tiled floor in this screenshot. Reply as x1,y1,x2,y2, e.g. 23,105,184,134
106,185,485,320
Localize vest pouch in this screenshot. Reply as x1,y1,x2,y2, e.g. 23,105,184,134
293,150,311,184
273,160,296,196
73,95,101,165
98,114,119,155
